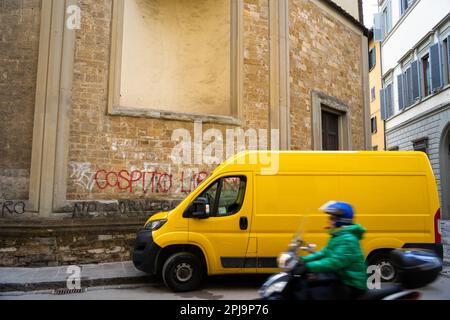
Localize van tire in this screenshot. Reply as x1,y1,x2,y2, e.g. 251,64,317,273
162,252,204,292
367,251,398,283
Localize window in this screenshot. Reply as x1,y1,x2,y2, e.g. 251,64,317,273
413,138,429,157
401,0,415,15
109,0,243,123
197,180,219,215
374,1,392,42
398,60,421,109
194,176,247,217
373,146,379,151
371,117,378,134
217,177,246,217
382,2,392,36
422,54,431,97
371,87,376,102
389,146,400,151
369,48,376,71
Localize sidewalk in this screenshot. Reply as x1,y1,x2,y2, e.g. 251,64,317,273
0,261,152,293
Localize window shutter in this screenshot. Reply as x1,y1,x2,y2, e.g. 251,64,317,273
430,43,443,92
403,71,409,107
397,74,404,110
411,60,421,101
380,88,387,120
386,83,393,118
386,0,393,32
406,68,413,105
447,36,450,76
374,13,384,42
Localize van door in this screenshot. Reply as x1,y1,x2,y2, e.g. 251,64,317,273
187,173,254,273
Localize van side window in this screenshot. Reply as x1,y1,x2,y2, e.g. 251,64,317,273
194,176,247,217
217,177,246,217
198,181,219,215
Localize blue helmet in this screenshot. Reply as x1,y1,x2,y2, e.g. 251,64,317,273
319,201,355,227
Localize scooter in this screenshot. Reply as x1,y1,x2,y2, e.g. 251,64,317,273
259,234,443,300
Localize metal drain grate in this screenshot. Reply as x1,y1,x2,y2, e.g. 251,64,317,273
53,288,87,296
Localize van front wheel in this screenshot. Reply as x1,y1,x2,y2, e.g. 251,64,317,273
162,252,204,292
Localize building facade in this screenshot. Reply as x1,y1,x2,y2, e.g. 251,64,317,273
0,0,369,266
377,0,450,219
369,31,385,150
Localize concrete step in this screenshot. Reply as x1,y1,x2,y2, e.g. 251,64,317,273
0,261,153,293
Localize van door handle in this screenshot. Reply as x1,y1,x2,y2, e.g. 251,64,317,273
240,217,248,231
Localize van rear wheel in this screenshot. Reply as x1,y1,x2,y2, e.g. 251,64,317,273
367,252,398,283
162,252,204,292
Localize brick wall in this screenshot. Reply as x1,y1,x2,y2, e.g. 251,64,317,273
67,0,271,208
67,0,365,207
0,0,41,201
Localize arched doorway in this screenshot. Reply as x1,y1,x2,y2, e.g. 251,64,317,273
440,124,450,220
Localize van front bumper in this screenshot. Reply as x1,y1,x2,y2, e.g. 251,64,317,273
132,229,162,275
403,243,444,261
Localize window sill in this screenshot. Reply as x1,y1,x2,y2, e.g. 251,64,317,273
385,83,450,121
109,106,244,126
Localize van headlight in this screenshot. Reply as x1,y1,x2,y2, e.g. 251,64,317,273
144,219,167,231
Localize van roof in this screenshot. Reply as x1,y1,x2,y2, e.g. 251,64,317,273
216,151,432,175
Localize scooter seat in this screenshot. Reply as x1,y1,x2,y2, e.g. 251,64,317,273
358,284,403,300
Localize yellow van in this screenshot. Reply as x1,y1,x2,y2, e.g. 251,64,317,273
133,151,443,292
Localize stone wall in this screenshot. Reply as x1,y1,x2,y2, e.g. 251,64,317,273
0,218,144,267
0,0,41,200
385,104,450,218
289,0,365,151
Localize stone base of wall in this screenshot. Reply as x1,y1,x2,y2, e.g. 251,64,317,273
0,217,147,267
442,220,450,267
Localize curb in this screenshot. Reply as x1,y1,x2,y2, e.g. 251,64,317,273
0,275,155,293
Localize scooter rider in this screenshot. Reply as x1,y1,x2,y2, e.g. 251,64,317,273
298,201,368,300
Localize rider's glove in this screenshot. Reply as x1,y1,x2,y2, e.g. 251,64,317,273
292,260,308,276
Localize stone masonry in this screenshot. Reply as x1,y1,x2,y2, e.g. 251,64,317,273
385,104,450,210
289,0,364,150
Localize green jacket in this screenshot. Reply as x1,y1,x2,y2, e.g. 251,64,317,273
302,224,368,291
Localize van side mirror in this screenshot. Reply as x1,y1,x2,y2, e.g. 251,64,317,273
189,198,210,219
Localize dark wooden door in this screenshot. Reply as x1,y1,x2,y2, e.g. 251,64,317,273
322,111,339,151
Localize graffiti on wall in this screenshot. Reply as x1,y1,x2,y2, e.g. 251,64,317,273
69,162,97,192
0,193,26,217
69,162,210,194
71,199,180,218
